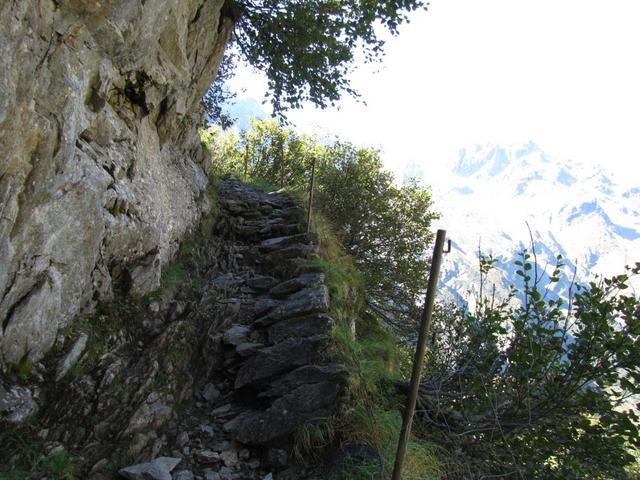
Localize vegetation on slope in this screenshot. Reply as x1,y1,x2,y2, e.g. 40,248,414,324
202,121,443,478
296,214,443,479
203,120,640,478
420,254,640,478
201,119,438,340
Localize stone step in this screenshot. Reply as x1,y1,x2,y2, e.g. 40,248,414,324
253,286,330,327
259,233,317,253
269,272,325,297
157,179,341,480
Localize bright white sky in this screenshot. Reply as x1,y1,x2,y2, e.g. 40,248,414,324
229,0,640,184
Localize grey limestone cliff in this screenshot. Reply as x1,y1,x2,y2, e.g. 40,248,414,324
0,0,233,365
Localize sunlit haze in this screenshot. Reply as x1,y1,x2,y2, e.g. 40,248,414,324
229,0,640,185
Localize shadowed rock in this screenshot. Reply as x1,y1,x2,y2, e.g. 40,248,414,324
258,364,347,399
268,314,335,344
234,336,328,389
254,286,330,327
270,273,325,297
246,275,279,291
234,380,346,445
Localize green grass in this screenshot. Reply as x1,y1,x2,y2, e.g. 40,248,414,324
11,357,36,382
244,176,281,193
0,431,76,480
300,209,443,479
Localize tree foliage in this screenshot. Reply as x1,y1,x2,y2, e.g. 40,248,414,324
201,49,238,129
403,253,640,478
201,119,438,334
225,0,426,115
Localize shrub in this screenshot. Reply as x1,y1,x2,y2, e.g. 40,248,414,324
410,252,640,478
202,119,438,337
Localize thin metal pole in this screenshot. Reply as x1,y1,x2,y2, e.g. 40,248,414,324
391,229,447,480
306,156,316,233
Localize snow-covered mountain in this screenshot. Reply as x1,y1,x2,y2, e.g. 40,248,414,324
414,142,640,304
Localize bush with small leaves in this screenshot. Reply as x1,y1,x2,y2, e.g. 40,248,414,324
406,252,640,478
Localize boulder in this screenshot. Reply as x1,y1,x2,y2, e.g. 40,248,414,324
119,457,182,480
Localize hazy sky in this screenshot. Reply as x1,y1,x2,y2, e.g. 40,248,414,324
229,0,640,184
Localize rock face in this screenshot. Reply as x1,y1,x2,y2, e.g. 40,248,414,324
0,0,233,365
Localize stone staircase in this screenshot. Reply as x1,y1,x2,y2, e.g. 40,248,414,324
123,177,346,480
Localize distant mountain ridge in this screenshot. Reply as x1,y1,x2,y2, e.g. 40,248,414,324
417,142,640,304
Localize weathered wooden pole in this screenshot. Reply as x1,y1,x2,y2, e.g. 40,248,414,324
391,229,448,480
306,156,316,233
243,142,249,181
279,138,285,188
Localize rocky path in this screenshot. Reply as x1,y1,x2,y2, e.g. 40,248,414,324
120,178,345,480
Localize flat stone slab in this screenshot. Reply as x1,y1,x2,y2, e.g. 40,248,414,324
254,286,330,327
258,364,347,399
270,273,325,297
259,233,316,253
235,342,264,357
219,198,249,214
246,275,279,291
234,379,345,445
254,297,280,317
267,313,334,344
265,244,316,262
119,457,181,480
267,224,300,237
234,336,328,389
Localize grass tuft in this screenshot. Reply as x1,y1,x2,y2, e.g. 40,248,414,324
0,431,77,480
299,209,443,479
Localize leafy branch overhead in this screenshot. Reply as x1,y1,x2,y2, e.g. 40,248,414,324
225,0,427,114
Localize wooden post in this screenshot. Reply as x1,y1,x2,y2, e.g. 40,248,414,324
391,229,447,480
279,138,285,188
244,143,249,181
306,156,316,233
